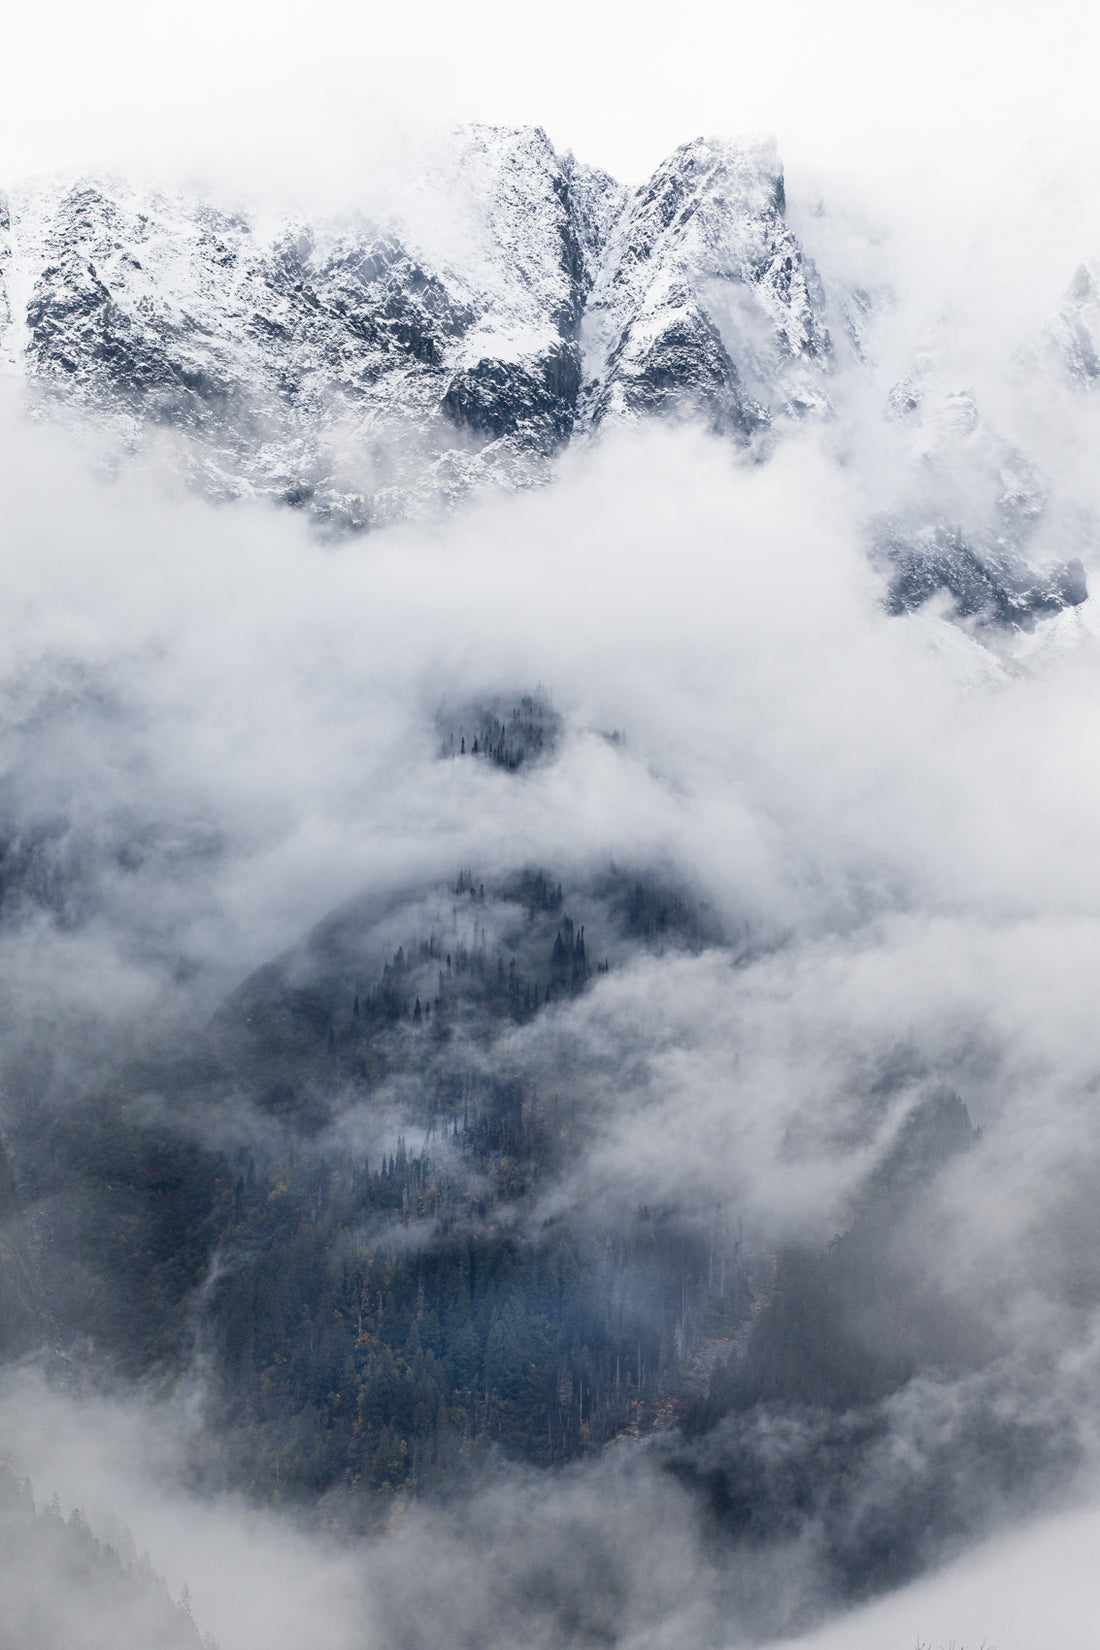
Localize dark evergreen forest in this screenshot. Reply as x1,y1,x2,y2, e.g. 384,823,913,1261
5,863,752,1516
0,842,1072,1611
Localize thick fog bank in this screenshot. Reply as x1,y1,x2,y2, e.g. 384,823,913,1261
3,1366,1100,1650
4,237,1100,1642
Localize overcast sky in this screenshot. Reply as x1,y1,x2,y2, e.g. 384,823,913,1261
5,0,1098,191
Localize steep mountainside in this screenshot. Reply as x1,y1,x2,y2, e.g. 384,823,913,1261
0,1135,41,1362
12,852,1064,1605
581,137,830,435
17,858,738,1508
0,128,602,529
0,125,1091,624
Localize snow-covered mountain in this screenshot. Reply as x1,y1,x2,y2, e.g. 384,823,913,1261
581,136,830,434
1,127,601,528
1,126,829,527
0,124,1091,624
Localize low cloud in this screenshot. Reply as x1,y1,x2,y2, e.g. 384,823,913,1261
5,176,1100,1645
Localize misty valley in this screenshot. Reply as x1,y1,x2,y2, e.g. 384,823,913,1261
0,840,1079,1646
3,123,1100,1650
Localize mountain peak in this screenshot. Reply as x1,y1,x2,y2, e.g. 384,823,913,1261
0,129,1090,628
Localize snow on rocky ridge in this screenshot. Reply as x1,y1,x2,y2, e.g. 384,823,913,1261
0,123,1092,627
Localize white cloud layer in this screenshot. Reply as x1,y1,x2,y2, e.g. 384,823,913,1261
5,111,1100,1641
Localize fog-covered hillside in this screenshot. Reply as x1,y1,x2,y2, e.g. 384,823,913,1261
3,122,1100,1650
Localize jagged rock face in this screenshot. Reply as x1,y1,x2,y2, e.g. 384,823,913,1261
1052,263,1100,384
0,127,832,526
0,125,1092,626
1,127,608,528
0,194,11,336
582,137,831,437
881,523,1086,628
877,373,1088,628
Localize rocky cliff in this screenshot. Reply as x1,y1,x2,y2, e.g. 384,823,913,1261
0,125,1090,625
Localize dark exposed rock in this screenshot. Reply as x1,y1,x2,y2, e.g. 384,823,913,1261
0,129,1091,631
441,342,581,445
881,523,1088,629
